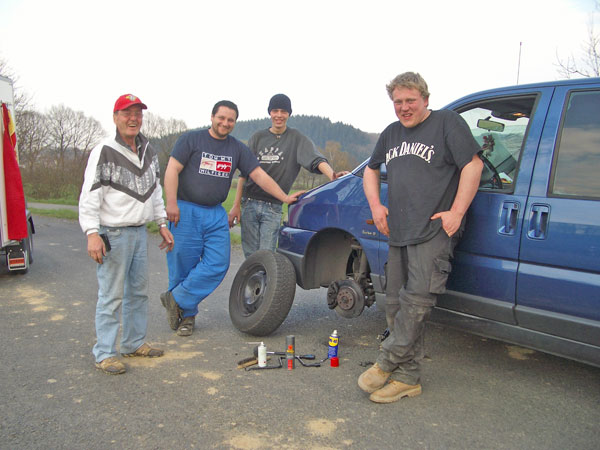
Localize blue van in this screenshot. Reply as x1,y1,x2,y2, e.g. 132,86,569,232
229,78,600,368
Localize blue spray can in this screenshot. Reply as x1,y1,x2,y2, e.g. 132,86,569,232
328,330,339,366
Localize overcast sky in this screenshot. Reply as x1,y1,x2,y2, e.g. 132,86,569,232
0,0,596,135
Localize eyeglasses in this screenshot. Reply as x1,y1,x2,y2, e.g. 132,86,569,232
119,110,143,119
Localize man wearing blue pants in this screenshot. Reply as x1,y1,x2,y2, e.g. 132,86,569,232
161,100,302,336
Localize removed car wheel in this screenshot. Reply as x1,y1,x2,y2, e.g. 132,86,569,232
229,249,296,336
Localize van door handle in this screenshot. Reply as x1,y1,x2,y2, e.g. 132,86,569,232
499,201,519,235
527,204,550,239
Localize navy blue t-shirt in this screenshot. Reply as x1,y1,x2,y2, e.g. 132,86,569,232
171,129,259,206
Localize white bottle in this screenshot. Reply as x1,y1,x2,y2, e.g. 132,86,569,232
258,342,267,368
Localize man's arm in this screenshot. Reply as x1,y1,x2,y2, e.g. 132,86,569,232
317,161,349,182
431,154,483,237
228,176,245,228
363,166,389,237
248,167,304,204
164,157,184,226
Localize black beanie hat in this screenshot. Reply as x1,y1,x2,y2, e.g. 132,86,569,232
268,94,292,115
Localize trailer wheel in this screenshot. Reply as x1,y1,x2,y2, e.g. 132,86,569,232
24,220,34,264
229,250,296,336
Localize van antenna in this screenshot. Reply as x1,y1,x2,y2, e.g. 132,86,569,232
517,41,522,85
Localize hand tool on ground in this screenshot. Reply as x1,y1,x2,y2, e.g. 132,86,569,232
252,345,316,360
237,355,271,369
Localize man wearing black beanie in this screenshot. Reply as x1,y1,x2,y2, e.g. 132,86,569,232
229,93,346,257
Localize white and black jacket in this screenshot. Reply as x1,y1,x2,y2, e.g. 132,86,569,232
79,131,167,235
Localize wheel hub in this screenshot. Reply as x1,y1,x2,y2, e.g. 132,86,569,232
242,270,266,314
328,279,366,318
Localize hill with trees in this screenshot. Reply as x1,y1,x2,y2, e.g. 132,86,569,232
153,115,379,189
230,114,378,164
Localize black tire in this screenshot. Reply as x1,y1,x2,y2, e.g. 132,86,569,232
25,220,33,264
229,249,296,336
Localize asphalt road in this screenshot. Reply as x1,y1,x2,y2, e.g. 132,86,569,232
1,215,599,450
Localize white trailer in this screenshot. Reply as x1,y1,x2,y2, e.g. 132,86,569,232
0,75,34,273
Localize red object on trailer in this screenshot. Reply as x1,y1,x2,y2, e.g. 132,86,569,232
2,102,27,241
1,75,34,273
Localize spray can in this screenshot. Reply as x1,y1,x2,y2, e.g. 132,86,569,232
286,335,295,370
328,330,339,367
258,342,267,368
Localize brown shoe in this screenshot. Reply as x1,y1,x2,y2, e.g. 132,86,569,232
95,356,126,375
358,363,392,393
122,343,164,358
369,380,422,403
177,316,195,337
160,291,182,330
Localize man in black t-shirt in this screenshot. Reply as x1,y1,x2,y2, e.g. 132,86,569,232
358,72,483,403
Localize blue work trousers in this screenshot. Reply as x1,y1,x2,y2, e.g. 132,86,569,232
166,201,230,318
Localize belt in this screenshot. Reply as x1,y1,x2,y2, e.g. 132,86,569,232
243,197,277,205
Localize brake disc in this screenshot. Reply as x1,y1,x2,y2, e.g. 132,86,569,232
333,279,366,318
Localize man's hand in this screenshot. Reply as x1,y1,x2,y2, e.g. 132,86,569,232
228,204,241,228
332,171,350,180
166,202,180,226
158,226,175,252
372,203,390,237
284,190,306,204
87,233,106,264
430,210,463,237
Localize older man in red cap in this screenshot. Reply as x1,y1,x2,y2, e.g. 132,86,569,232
79,94,174,375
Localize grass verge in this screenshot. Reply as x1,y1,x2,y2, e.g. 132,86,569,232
29,207,242,244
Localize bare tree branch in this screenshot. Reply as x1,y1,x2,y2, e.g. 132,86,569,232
556,4,600,78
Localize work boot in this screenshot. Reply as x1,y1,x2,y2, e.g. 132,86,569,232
357,363,391,393
369,380,422,403
160,291,182,330
95,356,126,375
176,316,195,337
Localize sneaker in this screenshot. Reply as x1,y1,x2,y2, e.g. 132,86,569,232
160,291,182,330
95,356,126,375
369,380,422,403
357,363,392,393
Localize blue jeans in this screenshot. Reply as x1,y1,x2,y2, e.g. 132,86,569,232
93,225,148,363
166,201,230,318
240,198,283,258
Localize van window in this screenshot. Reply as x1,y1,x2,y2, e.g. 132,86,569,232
550,90,600,199
457,95,536,192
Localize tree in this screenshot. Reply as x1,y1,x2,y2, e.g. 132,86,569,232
556,2,600,78
322,140,358,173
15,110,48,175
45,104,105,177
294,140,358,190
0,56,33,117
142,112,188,171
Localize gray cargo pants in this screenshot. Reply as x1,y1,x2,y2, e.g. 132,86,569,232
376,228,460,386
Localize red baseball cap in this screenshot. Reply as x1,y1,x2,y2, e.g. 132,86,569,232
113,94,148,112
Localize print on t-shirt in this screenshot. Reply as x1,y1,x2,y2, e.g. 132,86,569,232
258,146,284,164
199,152,232,178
